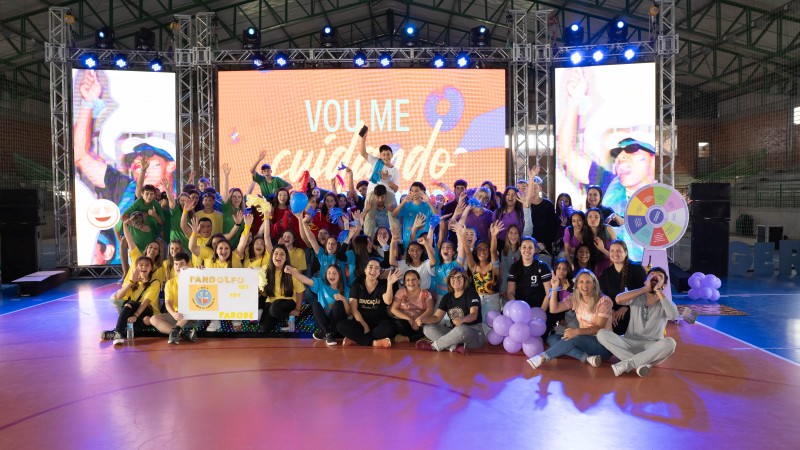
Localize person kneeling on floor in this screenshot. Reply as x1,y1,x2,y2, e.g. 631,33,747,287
596,267,678,378
150,252,198,344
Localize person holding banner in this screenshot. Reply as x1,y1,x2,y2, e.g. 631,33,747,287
102,256,161,345
284,264,350,346
258,245,306,333
337,259,395,348
149,252,198,344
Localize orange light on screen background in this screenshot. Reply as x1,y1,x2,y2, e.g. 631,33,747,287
218,69,506,194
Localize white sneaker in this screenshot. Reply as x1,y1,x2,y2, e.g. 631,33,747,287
612,361,628,377
112,332,125,345
526,353,548,369
636,364,652,377
586,355,602,367
206,320,220,332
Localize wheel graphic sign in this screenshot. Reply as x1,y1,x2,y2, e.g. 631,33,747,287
625,183,689,249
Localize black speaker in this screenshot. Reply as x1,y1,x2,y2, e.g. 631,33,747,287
690,200,731,221
0,225,41,283
688,183,730,201
0,189,44,225
690,220,729,276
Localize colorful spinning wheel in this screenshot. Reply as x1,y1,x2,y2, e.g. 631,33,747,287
624,183,689,249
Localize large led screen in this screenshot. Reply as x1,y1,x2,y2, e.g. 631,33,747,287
555,63,656,260
218,69,506,199
72,69,176,266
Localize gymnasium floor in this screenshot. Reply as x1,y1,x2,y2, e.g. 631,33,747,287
1,276,799,449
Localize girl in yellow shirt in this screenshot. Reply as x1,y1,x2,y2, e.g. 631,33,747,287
102,256,162,345
259,244,305,333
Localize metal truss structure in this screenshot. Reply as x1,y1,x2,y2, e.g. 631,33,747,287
211,46,514,65
657,0,678,188
529,10,553,197
174,15,195,184
195,12,217,186
508,10,531,188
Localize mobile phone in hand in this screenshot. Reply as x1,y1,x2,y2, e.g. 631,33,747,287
359,125,368,137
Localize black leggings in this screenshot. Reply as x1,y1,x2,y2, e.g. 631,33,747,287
311,300,348,335
394,319,425,341
115,300,153,335
259,299,297,332
336,318,397,346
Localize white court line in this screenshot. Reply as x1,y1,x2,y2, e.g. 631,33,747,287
0,282,117,317
695,321,800,367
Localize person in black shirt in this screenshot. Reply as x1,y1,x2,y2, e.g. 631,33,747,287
507,236,556,332
416,267,485,353
526,174,558,256
598,240,647,335
337,259,395,347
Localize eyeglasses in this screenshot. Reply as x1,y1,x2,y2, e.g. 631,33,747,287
451,275,466,281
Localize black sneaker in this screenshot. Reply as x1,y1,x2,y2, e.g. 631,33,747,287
325,333,337,346
100,330,116,340
168,327,181,345
186,328,198,342
312,330,325,341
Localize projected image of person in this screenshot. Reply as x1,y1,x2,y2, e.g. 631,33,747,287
73,69,176,264
556,66,656,260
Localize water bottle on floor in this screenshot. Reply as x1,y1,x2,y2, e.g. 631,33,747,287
288,316,295,332
126,322,134,340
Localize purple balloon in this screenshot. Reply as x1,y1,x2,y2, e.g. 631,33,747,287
702,274,717,288
487,330,504,345
528,318,547,337
530,307,547,322
700,287,713,299
486,310,500,327
688,288,701,300
509,322,531,342
493,315,513,337
709,289,721,301
522,336,544,358
692,272,706,279
710,276,722,289
509,301,533,324
502,300,518,317
503,336,523,354
688,275,703,290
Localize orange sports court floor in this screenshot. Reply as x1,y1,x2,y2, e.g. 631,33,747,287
1,279,799,449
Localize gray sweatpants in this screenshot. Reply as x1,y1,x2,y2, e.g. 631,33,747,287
423,323,486,351
597,329,677,371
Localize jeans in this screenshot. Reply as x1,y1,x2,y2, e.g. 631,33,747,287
545,332,612,362
423,323,486,351
311,300,348,335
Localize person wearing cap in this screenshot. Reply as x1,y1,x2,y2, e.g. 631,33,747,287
249,150,292,196
358,127,400,235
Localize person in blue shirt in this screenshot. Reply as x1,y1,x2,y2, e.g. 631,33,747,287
284,264,350,346
392,181,437,246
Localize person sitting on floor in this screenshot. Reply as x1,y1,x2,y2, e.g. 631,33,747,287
389,269,435,343
337,258,395,348
415,267,485,354
597,267,678,378
102,256,161,345
284,264,350,346
526,268,613,369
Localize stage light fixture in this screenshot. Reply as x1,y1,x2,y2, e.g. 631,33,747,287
353,52,367,67
320,25,337,47
95,26,115,49
592,49,605,63
607,19,629,44
274,52,289,68
80,53,99,69
569,51,584,65
431,53,446,68
379,52,392,67
149,56,163,72
135,28,156,51
243,26,261,49
456,52,470,68
563,23,584,46
623,48,636,61
113,54,128,69
252,52,266,68
470,25,491,47
402,24,418,47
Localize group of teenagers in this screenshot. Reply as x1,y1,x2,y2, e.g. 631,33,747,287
102,129,678,378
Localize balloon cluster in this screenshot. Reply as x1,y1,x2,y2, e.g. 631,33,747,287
687,272,722,301
486,301,547,357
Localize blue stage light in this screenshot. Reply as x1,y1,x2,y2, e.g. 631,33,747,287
81,53,98,69
274,52,289,68
379,52,392,67
564,23,585,46
113,54,128,69
623,48,636,61
324,26,332,35
431,53,446,68
252,52,265,68
592,49,605,63
456,52,470,68
149,56,163,72
570,51,583,65
406,26,415,35
353,52,367,67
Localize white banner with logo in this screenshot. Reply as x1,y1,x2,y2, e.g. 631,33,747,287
178,268,259,320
